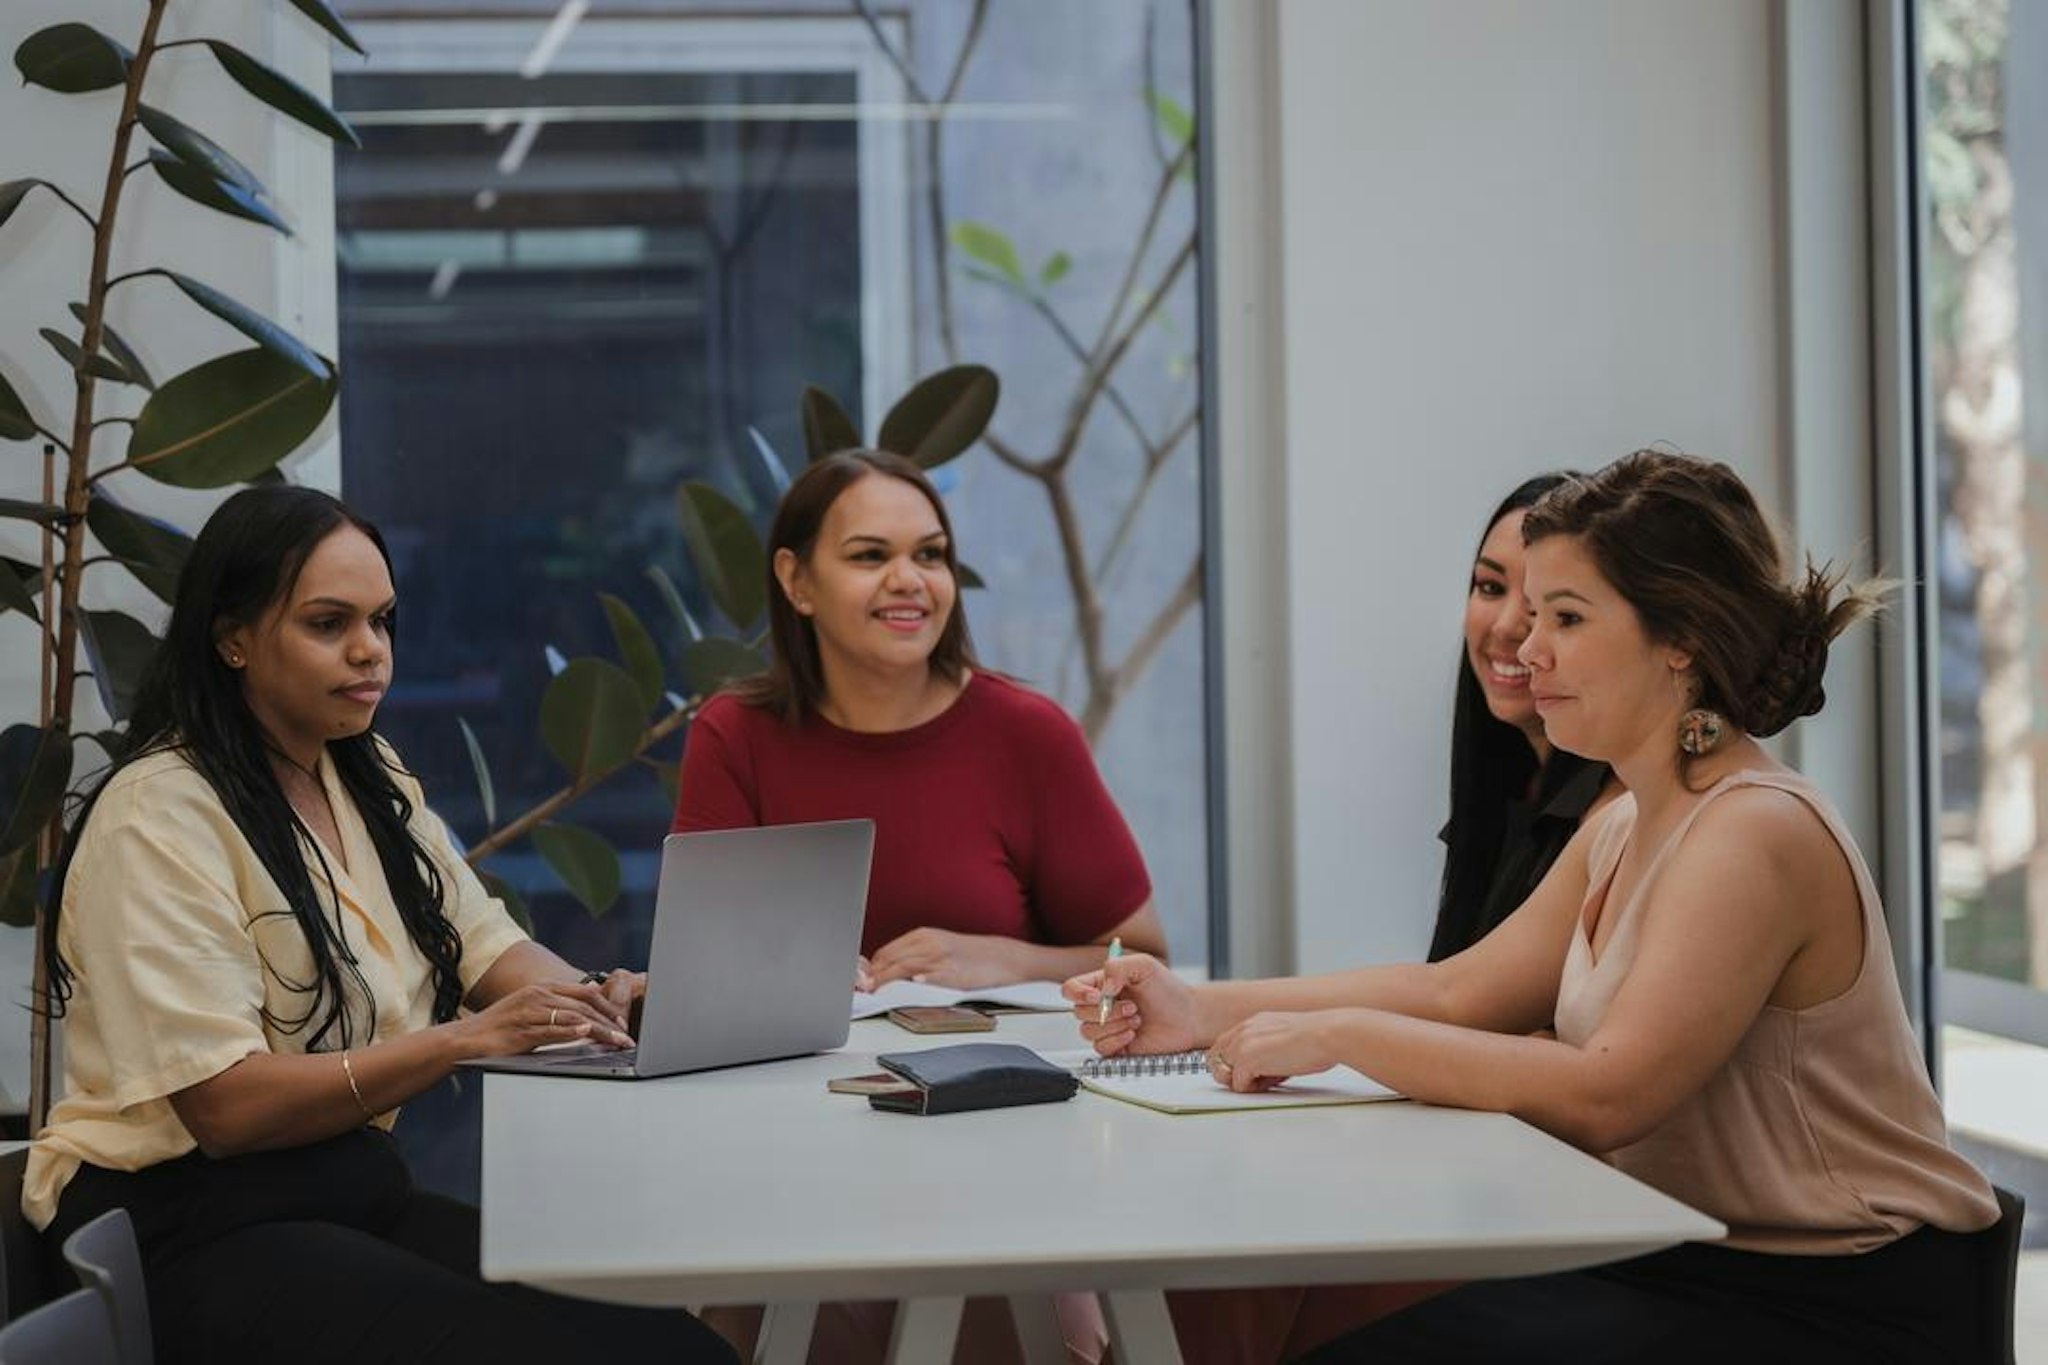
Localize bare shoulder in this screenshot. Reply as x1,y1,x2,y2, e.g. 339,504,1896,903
1688,782,1841,864
1663,781,1857,936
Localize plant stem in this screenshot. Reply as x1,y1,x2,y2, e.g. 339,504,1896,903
44,185,99,231
1092,404,1199,582
1080,555,1202,742
36,0,171,1133
463,701,698,865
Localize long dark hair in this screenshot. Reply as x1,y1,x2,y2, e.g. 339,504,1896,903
1520,450,1883,768
730,448,979,722
43,487,465,1052
1437,473,1593,950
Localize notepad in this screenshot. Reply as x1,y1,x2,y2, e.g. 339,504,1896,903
851,979,1071,1020
1035,1048,1403,1114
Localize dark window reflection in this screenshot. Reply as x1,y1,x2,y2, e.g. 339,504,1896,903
336,69,861,972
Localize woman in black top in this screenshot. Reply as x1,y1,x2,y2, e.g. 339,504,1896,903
1165,475,1619,1363
1430,473,1614,961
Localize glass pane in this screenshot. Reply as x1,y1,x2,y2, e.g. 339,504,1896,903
332,4,1208,1021
1925,0,2048,1000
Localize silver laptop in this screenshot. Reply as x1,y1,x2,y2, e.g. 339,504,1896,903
463,819,873,1080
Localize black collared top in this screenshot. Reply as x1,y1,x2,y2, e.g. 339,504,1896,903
1429,754,1611,962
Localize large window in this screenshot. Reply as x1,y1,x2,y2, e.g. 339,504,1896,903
1923,0,2048,1042
331,3,1209,1184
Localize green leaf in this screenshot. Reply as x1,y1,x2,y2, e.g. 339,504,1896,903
204,41,361,148
532,823,621,917
675,482,765,630
960,264,1016,291
1039,250,1072,288
14,24,132,94
456,716,496,830
78,609,159,723
163,272,327,378
0,847,37,930
67,304,154,391
0,180,48,233
1148,88,1194,146
799,384,862,463
877,364,1000,470
86,492,191,603
645,564,701,644
539,658,647,785
148,152,291,235
0,560,40,622
278,0,367,56
129,347,337,489
136,104,266,198
949,221,1024,285
0,368,38,441
956,560,986,590
598,593,664,712
477,869,530,933
0,500,64,527
0,724,74,857
40,327,131,384
680,637,763,699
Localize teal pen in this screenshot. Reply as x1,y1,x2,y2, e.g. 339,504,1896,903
1097,936,1124,1026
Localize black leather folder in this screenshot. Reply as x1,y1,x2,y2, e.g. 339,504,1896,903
868,1042,1080,1115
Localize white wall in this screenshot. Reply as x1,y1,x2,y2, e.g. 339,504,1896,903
0,0,340,1110
1271,0,1789,968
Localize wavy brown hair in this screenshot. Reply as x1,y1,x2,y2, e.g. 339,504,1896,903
730,449,979,722
1521,450,1884,751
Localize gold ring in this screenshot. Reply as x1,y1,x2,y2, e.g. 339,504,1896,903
549,1008,559,1027
1211,1055,1232,1074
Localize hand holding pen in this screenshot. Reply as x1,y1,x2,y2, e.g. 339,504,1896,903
1097,937,1124,1025
1063,947,1206,1057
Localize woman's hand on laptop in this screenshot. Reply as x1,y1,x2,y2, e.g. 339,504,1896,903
592,969,644,1035
447,981,634,1058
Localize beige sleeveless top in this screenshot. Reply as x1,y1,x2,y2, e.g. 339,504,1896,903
1555,769,1996,1254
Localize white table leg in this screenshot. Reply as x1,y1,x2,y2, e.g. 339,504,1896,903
884,1295,966,1365
1007,1294,1069,1365
756,1301,819,1365
1101,1290,1184,1365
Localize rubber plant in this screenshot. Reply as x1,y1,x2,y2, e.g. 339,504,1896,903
0,0,363,1126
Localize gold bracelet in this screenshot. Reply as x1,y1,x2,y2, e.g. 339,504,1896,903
340,1049,375,1120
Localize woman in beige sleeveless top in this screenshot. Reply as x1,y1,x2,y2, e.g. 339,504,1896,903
1066,450,1997,1362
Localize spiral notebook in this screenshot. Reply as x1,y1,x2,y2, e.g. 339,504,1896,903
1035,1049,1402,1115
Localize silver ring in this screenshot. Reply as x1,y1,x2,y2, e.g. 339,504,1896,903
548,1008,559,1027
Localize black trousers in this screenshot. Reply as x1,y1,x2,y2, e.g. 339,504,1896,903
1290,1224,1987,1365
45,1128,736,1365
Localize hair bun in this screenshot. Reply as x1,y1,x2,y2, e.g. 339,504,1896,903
1748,625,1828,737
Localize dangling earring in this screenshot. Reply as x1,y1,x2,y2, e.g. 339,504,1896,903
1678,708,1725,756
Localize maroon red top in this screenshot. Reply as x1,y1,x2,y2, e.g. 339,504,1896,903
671,672,1152,956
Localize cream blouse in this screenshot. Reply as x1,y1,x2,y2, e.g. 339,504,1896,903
23,745,528,1229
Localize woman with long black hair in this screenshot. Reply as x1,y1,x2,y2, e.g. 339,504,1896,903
24,486,733,1365
1430,471,1616,961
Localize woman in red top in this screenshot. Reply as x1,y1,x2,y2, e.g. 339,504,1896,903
672,448,1166,989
